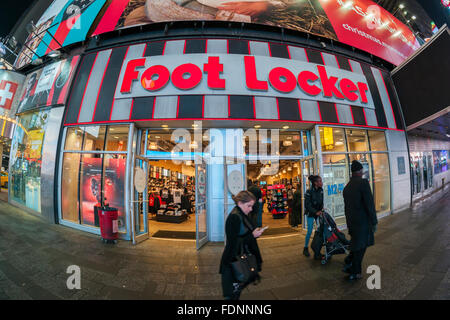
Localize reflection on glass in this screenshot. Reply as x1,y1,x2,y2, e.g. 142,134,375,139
346,129,368,152
82,126,106,151
105,126,128,151
65,127,83,150
10,109,50,213
244,130,302,156
322,154,348,221
79,153,103,227
368,130,387,151
103,154,127,232
320,127,346,152
61,153,80,222
371,154,390,214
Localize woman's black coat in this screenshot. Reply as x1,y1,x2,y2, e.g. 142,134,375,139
304,186,323,218
219,206,263,274
343,176,378,251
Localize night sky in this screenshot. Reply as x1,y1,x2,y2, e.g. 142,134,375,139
0,0,36,38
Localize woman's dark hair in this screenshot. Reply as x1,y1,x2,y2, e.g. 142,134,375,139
308,175,321,186
232,190,256,205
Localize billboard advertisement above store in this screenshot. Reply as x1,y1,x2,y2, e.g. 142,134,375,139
92,0,419,65
14,0,106,69
17,55,80,113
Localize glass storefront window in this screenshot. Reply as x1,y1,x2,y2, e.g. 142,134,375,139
65,127,84,150
346,129,368,152
103,154,127,232
61,152,81,222
322,153,348,222
371,154,391,213
82,126,106,151
79,153,103,227
368,130,387,151
348,153,372,183
320,127,346,152
105,126,128,152
10,109,50,212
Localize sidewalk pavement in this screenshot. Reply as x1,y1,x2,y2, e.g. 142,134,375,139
0,188,449,300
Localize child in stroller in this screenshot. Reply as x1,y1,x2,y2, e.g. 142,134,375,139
310,211,350,265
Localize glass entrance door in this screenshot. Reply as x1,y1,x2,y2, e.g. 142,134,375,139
300,156,315,227
195,159,208,249
132,156,149,244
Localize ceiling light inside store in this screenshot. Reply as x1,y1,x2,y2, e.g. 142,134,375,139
412,16,416,20
399,4,405,9
161,124,168,128
282,126,289,129
254,125,261,129
336,141,344,146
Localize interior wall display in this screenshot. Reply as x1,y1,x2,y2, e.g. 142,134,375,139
92,0,418,65
14,0,106,69
17,56,80,113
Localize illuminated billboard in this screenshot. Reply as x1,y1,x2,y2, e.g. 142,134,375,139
92,0,420,65
14,0,107,69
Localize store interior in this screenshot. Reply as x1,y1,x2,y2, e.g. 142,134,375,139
143,159,197,238
246,160,303,231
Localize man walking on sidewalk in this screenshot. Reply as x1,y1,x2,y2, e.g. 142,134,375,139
343,160,378,281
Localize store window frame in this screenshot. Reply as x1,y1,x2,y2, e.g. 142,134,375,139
58,125,132,238
317,126,391,224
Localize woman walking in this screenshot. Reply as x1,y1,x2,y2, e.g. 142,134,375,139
303,175,324,258
219,190,265,300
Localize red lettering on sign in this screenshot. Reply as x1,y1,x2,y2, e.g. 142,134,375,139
141,65,170,91
203,56,225,89
357,82,369,104
121,58,145,93
244,56,268,91
339,78,358,102
317,65,345,99
172,63,203,90
297,71,321,96
268,67,297,93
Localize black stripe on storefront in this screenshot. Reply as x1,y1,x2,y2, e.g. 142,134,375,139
360,63,388,128
228,39,249,54
229,95,254,119
269,43,290,59
131,97,155,120
318,101,338,123
64,53,97,124
93,46,129,122
178,95,203,118
335,55,352,72
380,70,403,130
351,106,367,126
144,41,165,56
277,98,300,120
305,48,324,65
184,39,207,54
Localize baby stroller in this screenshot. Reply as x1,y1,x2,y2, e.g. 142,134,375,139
311,211,350,265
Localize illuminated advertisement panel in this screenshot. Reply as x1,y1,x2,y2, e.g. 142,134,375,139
92,0,419,65
17,55,80,113
14,0,106,69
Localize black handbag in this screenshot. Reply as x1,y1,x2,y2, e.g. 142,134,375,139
230,214,259,284
231,241,259,284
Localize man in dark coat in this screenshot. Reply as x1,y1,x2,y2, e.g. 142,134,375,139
343,160,378,281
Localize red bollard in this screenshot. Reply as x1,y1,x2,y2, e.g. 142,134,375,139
99,207,119,243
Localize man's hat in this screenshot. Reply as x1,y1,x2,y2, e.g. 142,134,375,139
351,160,363,172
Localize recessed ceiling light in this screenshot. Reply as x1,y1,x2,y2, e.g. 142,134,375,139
282,125,289,129
161,125,168,128
254,125,261,129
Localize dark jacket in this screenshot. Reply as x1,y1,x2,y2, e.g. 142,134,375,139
304,186,323,218
343,176,378,251
291,189,302,226
219,206,263,274
248,184,262,223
